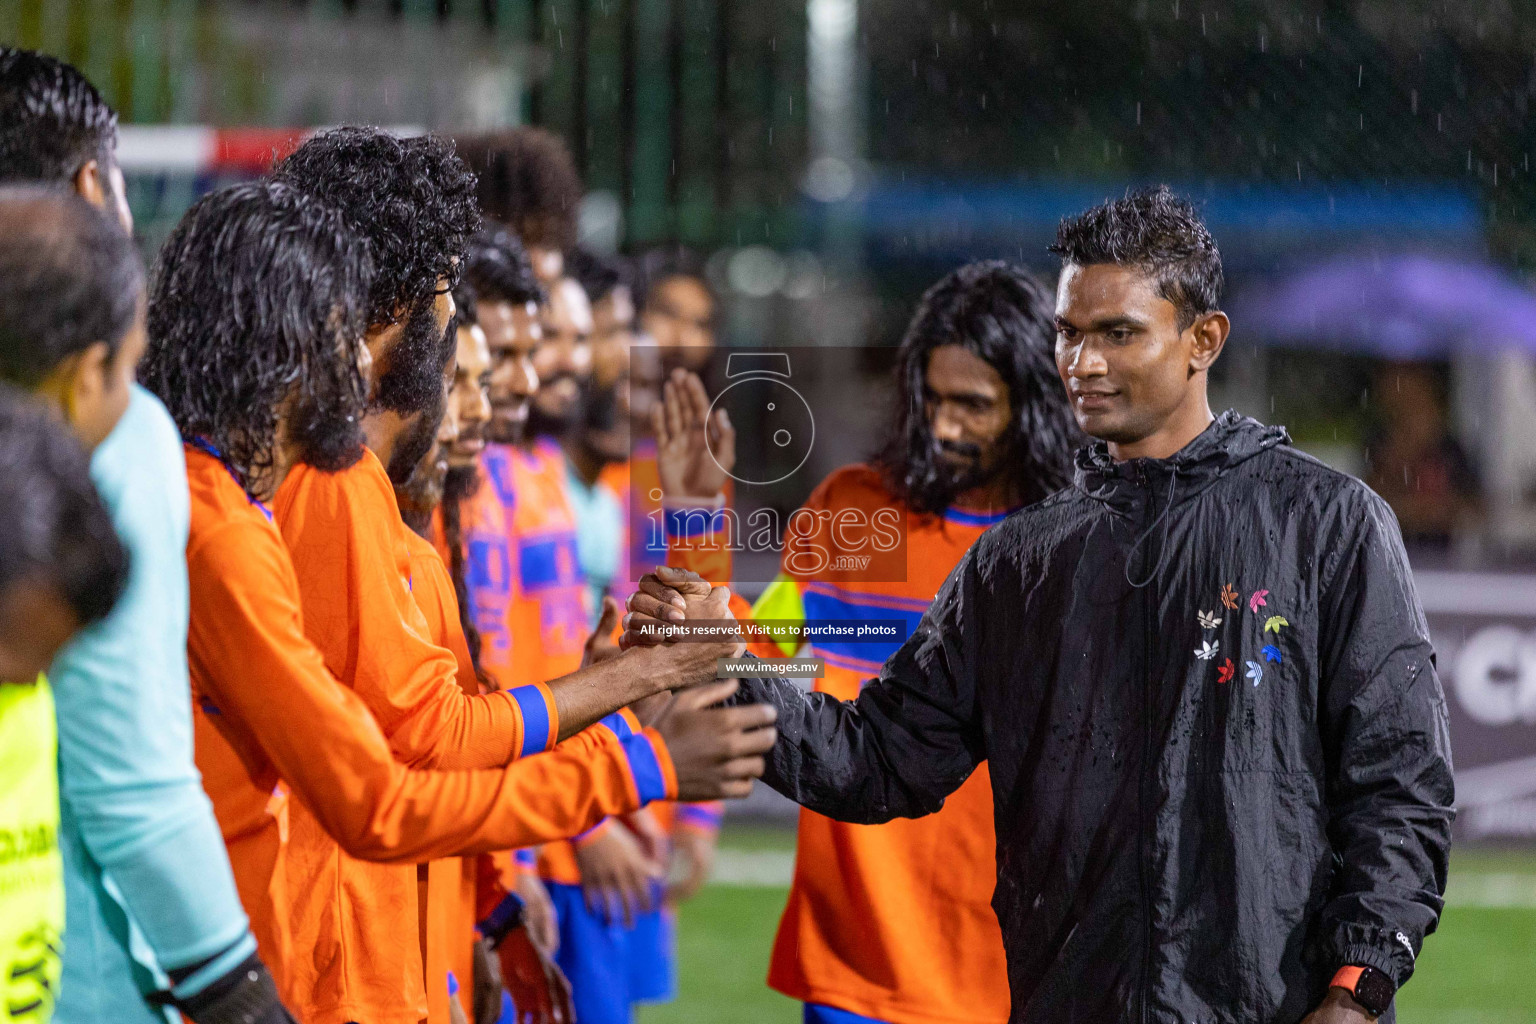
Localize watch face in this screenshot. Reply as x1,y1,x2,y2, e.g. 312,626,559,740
1354,967,1396,1016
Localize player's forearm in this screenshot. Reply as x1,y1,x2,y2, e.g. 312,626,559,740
63,784,255,969
340,725,675,862
545,643,726,742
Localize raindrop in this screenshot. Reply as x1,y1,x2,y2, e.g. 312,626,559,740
1357,64,1363,87
1136,101,1141,125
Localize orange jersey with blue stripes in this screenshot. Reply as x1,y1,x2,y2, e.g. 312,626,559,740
534,454,724,887
270,450,551,1024
185,448,675,1024
402,531,480,1024
754,464,1011,1024
467,440,591,691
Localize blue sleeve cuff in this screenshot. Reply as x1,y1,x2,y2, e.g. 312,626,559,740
477,892,526,945
620,733,669,805
509,684,555,757
596,711,634,741
664,506,729,541
677,804,725,831
513,847,537,868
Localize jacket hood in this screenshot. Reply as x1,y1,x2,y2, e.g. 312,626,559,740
1073,409,1291,515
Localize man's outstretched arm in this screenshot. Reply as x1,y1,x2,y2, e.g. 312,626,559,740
625,562,987,824
1312,491,1455,1015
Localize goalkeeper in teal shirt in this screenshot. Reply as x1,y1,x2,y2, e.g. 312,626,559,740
49,383,271,1024
0,75,295,1022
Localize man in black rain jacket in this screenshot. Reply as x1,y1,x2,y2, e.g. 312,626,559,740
623,186,1454,1024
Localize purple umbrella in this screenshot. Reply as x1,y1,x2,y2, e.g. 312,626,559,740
1229,254,1536,357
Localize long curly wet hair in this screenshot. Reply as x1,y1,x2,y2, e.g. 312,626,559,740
872,260,1081,516
139,179,372,500
275,126,480,329
455,127,581,252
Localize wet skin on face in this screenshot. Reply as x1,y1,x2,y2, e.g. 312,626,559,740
641,275,714,373
922,344,1013,487
480,298,542,444
448,322,493,468
532,277,593,423
1053,263,1228,462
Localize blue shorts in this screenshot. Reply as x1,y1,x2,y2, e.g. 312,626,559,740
510,881,675,1024
803,1004,891,1024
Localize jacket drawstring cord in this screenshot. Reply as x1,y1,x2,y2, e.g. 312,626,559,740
1124,467,1179,590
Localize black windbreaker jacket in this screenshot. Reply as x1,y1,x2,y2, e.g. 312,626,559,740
737,411,1454,1024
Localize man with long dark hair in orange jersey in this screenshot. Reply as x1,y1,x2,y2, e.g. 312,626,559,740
392,280,579,1024
264,127,773,1024
139,179,776,1024
633,263,1080,1024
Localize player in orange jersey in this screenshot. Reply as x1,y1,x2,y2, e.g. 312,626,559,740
268,127,772,1024
139,179,776,1024
395,284,584,1024
626,263,1080,1024
451,231,573,1003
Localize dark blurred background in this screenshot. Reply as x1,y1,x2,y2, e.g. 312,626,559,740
12,0,1536,561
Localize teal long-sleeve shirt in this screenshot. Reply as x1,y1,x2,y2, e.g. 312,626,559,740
50,386,254,1024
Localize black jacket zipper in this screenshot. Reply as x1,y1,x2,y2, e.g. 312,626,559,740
1137,463,1155,1024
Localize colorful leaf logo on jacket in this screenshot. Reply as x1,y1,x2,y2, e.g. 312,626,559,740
1262,644,1283,664
1198,610,1222,630
1220,584,1239,611
1195,640,1220,661
1263,615,1289,634
1248,589,1270,614
1245,660,1264,686
1217,658,1235,684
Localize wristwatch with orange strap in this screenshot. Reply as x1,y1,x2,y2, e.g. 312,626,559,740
1330,964,1394,1017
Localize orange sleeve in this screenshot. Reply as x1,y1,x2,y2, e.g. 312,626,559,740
276,458,559,768
188,517,673,864
662,494,735,585
405,537,484,698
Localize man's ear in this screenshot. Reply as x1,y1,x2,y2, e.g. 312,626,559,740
72,160,108,211
35,343,107,426
68,342,113,419
1188,310,1230,374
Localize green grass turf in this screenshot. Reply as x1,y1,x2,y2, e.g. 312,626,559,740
640,829,1536,1024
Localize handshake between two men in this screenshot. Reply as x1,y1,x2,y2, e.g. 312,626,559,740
578,573,776,801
